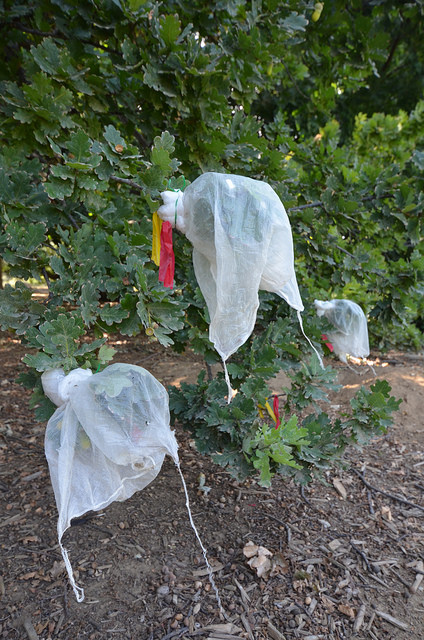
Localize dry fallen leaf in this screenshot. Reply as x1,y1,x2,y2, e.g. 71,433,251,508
203,623,244,634
257,545,273,557
243,541,259,558
270,552,289,576
381,505,393,521
328,539,342,551
248,555,268,569
244,541,274,579
321,594,336,612
255,559,272,579
21,535,39,544
338,603,356,618
248,555,272,579
192,562,224,577
50,560,66,578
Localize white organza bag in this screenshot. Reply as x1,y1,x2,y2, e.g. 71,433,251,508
158,173,320,396
42,363,179,602
314,299,370,362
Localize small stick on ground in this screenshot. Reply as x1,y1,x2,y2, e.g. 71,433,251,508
353,604,366,632
260,512,292,543
267,620,286,640
349,540,373,573
21,617,39,640
410,560,424,594
368,572,391,589
374,609,409,631
63,583,68,618
241,612,255,640
234,578,251,607
388,566,411,589
160,626,189,640
299,485,311,505
362,467,375,515
367,489,375,514
367,611,376,631
352,467,424,512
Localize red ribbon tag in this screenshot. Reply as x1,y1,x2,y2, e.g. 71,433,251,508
321,333,334,352
159,221,175,289
273,395,280,429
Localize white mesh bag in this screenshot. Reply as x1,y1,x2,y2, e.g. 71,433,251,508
42,363,179,602
158,173,318,395
314,299,370,363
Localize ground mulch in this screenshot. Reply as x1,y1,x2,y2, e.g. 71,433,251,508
1,332,423,639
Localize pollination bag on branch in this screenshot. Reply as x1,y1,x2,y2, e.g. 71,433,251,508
41,364,222,610
314,299,370,363
42,364,179,602
158,173,320,397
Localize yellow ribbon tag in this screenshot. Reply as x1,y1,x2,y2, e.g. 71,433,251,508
264,400,277,423
152,211,162,266
257,401,277,423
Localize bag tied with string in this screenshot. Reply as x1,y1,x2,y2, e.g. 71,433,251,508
314,299,370,363
42,363,179,602
158,172,320,398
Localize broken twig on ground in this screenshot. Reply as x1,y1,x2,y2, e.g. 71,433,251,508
352,467,424,512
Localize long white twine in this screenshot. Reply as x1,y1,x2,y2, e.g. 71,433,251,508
175,461,226,618
222,359,233,405
297,310,324,369
60,461,226,612
59,540,85,602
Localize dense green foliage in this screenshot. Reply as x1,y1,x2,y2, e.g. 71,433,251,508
171,367,401,485
0,0,421,483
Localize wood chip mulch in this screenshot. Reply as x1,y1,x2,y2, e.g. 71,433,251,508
1,333,423,639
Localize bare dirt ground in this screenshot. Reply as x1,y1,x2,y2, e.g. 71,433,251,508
0,331,423,640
